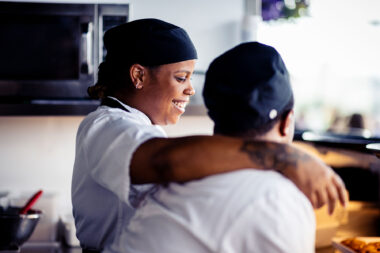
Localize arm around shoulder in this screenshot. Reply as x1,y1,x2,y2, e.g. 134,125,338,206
130,135,253,184
130,135,348,214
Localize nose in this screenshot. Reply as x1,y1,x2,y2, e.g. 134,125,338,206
184,82,195,96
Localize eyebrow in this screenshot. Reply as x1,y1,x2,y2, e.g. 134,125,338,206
174,70,192,74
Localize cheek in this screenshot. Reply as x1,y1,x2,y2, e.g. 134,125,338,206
149,79,183,124
159,83,180,106
155,91,174,108
164,96,183,124
148,84,173,105
148,92,174,122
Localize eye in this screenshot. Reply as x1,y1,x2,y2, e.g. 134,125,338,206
175,76,187,83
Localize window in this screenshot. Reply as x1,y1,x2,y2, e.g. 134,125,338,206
259,0,380,138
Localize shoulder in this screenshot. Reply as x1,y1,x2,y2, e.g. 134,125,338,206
82,106,144,127
76,106,166,170
225,170,307,202
219,171,315,253
246,170,314,222
78,106,166,140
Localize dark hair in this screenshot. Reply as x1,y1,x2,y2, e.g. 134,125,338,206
215,95,294,138
87,61,130,99
87,18,198,99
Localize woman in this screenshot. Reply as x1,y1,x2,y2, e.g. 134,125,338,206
71,18,346,252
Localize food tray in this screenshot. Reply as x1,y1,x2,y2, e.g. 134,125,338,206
332,237,380,253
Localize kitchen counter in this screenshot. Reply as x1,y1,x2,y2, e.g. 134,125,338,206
17,242,81,253
316,201,380,253
15,202,380,253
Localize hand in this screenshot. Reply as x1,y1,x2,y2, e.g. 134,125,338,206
281,148,348,215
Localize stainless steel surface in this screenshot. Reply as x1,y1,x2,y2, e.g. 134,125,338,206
0,2,129,116
0,208,41,250
81,22,94,75
367,143,380,158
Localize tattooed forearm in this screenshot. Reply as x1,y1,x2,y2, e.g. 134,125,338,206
240,141,311,173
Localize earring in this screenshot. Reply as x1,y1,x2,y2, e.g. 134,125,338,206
135,83,143,89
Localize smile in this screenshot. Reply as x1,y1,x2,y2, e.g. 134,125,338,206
172,100,188,112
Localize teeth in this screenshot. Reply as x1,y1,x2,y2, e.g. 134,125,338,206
173,101,186,109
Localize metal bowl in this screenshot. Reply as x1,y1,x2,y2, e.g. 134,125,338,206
0,207,41,250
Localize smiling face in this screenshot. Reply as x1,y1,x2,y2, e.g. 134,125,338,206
134,60,196,125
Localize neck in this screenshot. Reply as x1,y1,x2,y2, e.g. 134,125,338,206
253,130,283,143
111,91,133,107
216,125,288,144
112,92,156,123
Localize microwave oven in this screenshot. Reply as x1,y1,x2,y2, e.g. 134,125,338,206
0,1,129,115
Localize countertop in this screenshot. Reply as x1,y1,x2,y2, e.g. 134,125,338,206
14,202,380,253
17,242,81,253
317,201,380,253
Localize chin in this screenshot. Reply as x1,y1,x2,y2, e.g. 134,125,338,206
166,114,182,125
167,117,180,125
154,116,180,126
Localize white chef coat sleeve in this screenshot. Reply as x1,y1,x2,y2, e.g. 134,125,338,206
220,180,316,253
86,117,166,205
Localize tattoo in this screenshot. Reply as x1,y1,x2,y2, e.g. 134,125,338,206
240,141,311,173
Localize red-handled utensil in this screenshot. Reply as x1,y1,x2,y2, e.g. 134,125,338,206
19,190,43,214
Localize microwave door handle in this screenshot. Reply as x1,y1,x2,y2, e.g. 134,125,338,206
81,22,93,74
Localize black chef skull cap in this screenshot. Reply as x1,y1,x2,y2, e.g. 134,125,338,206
203,42,293,135
103,18,198,67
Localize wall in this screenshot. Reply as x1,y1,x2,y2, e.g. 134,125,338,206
0,0,239,213
0,116,213,213
0,117,83,212
128,0,245,70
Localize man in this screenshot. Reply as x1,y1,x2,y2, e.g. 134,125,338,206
105,42,319,253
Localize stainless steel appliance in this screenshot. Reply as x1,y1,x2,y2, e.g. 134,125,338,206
0,2,129,115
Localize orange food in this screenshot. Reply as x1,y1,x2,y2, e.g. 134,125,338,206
341,238,355,247
341,238,380,253
366,242,380,252
360,244,377,253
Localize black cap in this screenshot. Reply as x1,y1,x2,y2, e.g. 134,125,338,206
203,42,293,134
104,18,198,66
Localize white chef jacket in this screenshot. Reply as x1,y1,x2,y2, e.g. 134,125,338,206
106,169,316,253
71,97,166,250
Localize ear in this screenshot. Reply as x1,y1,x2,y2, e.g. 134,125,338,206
279,109,294,137
130,64,145,89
